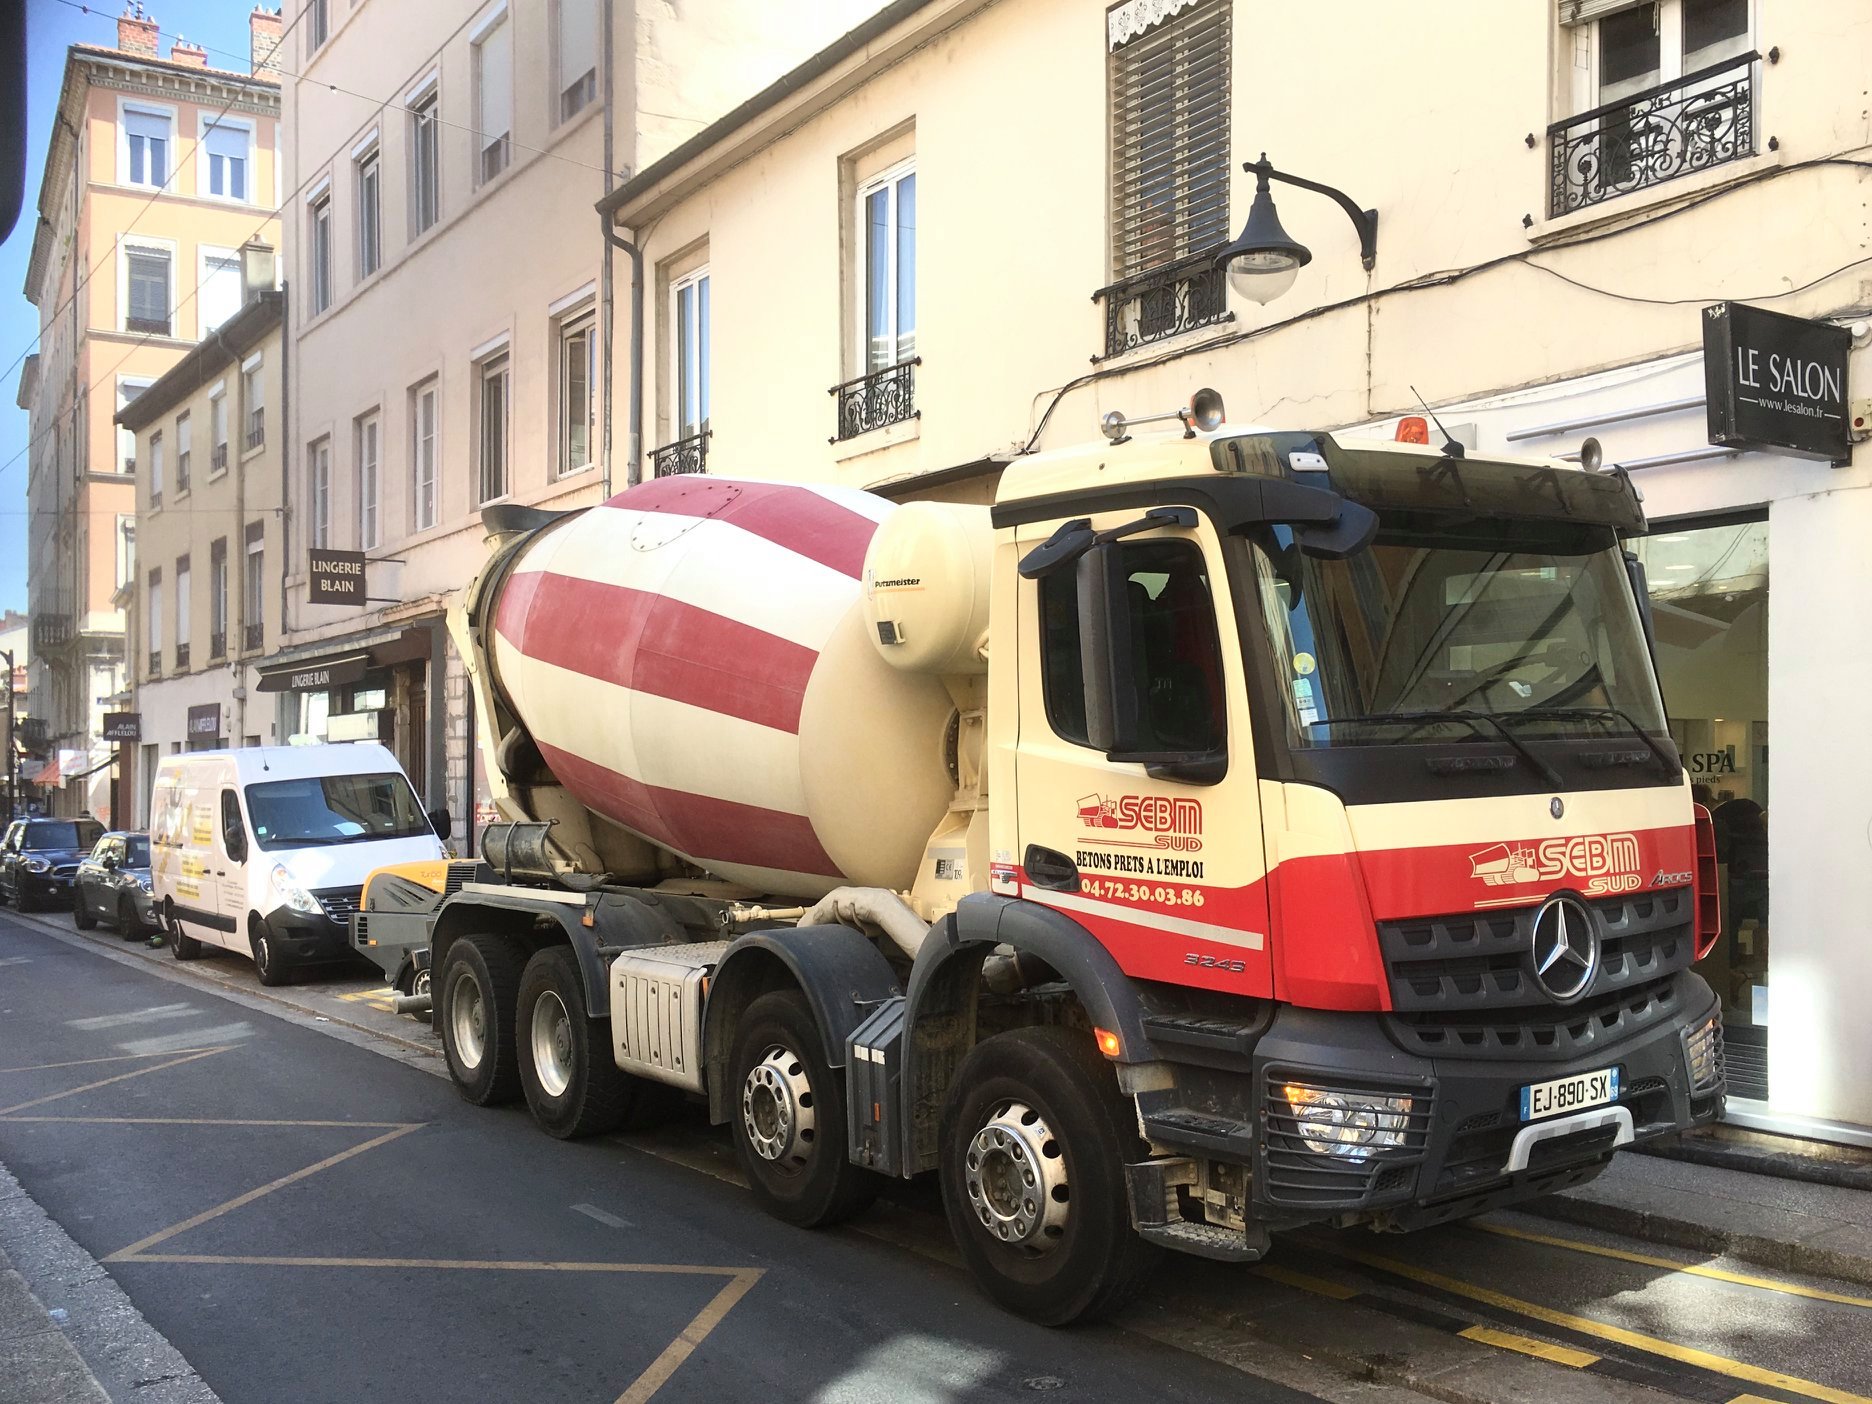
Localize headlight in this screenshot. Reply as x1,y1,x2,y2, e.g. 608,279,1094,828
1281,1084,1416,1160
136,875,153,893
1684,1014,1724,1091
23,857,51,874
268,864,323,916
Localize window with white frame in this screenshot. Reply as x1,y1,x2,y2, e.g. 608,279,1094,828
209,538,228,657
308,438,332,548
149,430,164,507
555,0,597,122
307,0,329,54
199,250,241,334
356,411,380,549
124,243,172,335
117,378,152,473
409,86,440,234
557,309,593,475
858,162,916,373
672,268,709,441
174,554,191,667
175,411,191,494
115,515,134,592
147,567,162,672
477,349,510,502
242,357,265,449
356,147,381,278
411,378,439,530
1553,0,1755,215
202,120,249,200
309,192,334,315
243,521,265,650
474,13,513,185
123,106,172,188
209,384,229,473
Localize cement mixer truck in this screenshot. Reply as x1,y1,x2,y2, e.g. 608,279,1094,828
354,403,1725,1324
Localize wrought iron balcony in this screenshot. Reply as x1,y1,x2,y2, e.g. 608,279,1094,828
174,642,190,671
147,650,161,678
210,630,226,660
127,314,171,337
177,452,191,494
1549,53,1757,218
32,613,73,651
1094,251,1232,362
830,358,919,443
211,442,228,473
244,622,264,652
246,410,265,450
651,431,709,476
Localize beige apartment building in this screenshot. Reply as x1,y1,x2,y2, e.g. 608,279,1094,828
600,0,1872,1137
17,9,282,825
117,254,284,825
274,0,891,847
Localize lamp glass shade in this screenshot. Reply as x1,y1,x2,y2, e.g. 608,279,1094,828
1228,259,1300,305
1212,182,1312,307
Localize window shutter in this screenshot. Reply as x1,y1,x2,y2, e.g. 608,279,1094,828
1558,0,1653,26
1109,0,1232,281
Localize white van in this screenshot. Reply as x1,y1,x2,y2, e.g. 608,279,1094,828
149,744,450,986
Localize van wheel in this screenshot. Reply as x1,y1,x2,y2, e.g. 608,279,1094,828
728,989,877,1228
169,906,203,961
250,922,292,987
939,1026,1162,1326
517,946,656,1139
73,892,97,929
440,933,527,1106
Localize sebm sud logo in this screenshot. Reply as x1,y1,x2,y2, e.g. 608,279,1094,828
1468,832,1642,897
1077,793,1202,851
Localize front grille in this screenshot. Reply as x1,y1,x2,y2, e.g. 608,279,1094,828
1387,970,1686,1061
1380,889,1693,1015
442,861,481,895
52,865,80,878
313,886,363,921
1260,1072,1433,1209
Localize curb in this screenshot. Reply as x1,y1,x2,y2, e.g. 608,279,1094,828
1636,1135,1872,1192
1520,1188,1872,1290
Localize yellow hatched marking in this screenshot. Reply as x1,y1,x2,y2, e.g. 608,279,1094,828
0,1049,219,1075
1326,1245,1872,1404
1253,1263,1361,1300
1460,1324,1599,1368
0,1047,228,1115
1477,1222,1872,1311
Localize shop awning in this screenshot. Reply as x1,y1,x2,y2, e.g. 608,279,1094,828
256,652,373,693
30,755,60,788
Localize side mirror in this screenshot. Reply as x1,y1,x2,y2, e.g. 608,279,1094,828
427,805,452,842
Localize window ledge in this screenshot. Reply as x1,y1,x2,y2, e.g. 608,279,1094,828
1525,147,1784,245
832,414,920,463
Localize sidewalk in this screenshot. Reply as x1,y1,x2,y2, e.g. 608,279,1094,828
1526,1147,1872,1286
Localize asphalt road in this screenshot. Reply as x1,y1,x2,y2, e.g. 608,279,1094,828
5,902,1872,1404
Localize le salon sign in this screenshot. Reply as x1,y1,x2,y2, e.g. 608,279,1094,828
1703,302,1851,464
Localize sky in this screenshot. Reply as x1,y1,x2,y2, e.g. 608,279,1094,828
0,0,265,616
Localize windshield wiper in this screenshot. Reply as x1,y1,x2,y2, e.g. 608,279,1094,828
1337,709,1565,789
1520,706,1679,778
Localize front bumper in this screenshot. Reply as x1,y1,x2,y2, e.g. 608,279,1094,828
21,872,76,905
261,906,354,962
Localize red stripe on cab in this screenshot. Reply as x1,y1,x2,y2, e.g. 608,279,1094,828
614,477,878,579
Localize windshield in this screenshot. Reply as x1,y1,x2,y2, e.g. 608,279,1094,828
244,772,430,851
26,820,104,850
125,836,150,867
1248,516,1666,748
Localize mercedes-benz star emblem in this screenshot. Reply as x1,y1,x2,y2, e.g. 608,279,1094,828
1529,894,1598,1003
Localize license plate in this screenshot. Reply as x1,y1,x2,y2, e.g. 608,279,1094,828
1520,1066,1619,1122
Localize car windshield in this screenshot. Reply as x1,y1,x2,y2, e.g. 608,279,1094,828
1247,514,1666,747
26,820,104,850
125,836,150,866
244,772,430,851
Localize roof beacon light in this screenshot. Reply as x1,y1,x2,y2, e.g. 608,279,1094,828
1099,388,1226,445
1396,415,1430,445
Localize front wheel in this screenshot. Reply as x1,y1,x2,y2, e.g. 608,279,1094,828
73,889,97,929
250,922,292,987
116,896,142,939
939,1026,1162,1326
728,989,877,1228
439,932,527,1105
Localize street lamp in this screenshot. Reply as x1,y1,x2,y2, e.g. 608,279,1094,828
1212,153,1379,306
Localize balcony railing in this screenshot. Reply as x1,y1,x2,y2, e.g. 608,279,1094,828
651,431,709,476
176,452,190,493
211,442,229,473
174,642,190,671
246,410,265,450
1549,53,1757,218
830,358,919,443
1094,251,1230,362
210,630,226,660
244,621,264,652
127,314,171,337
32,614,73,651
147,650,161,678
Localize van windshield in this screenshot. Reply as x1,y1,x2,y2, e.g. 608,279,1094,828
244,773,431,851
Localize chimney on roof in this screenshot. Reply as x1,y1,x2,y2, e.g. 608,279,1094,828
117,3,158,58
169,36,207,67
239,240,276,303
249,6,282,81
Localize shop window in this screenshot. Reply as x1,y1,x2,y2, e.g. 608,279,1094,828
1632,514,1769,1097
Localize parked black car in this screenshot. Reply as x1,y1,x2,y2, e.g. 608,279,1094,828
73,831,154,937
0,817,106,912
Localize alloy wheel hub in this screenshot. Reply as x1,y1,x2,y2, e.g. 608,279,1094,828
964,1100,1069,1251
741,1045,815,1167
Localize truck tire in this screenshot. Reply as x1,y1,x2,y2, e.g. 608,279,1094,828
728,989,877,1228
250,921,292,987
169,906,203,961
516,945,653,1139
938,1026,1162,1326
73,890,97,929
440,932,527,1106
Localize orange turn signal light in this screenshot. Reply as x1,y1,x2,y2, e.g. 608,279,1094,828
1396,415,1430,444
1093,1027,1122,1059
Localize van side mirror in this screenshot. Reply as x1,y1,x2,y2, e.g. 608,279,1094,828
426,805,452,842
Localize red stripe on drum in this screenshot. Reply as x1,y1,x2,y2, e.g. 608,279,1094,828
495,570,817,734
616,477,878,579
537,741,844,880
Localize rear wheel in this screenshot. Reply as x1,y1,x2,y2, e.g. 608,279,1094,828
250,921,292,987
440,933,527,1105
516,946,664,1139
72,887,97,929
168,904,203,960
939,1026,1162,1326
727,989,877,1228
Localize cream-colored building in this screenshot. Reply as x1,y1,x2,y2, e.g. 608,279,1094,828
600,0,1872,1137
117,255,285,825
17,9,281,824
275,0,894,846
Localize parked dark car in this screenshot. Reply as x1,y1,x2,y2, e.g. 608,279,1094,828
73,831,154,937
0,817,107,912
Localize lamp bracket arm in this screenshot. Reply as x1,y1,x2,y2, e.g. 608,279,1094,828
1249,157,1379,272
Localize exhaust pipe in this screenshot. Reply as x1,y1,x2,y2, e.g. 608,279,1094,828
392,992,432,1015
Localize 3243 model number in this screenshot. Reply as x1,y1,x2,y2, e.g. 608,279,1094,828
1184,952,1247,973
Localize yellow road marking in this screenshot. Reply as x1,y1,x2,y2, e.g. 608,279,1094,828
1253,1263,1361,1300
106,1122,423,1261
1477,1222,1872,1311
616,1269,764,1404
1324,1244,1872,1404
124,1253,757,1274
1460,1324,1600,1368
0,1049,220,1075
0,1047,229,1115
1,1116,410,1127
1731,1397,1792,1404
